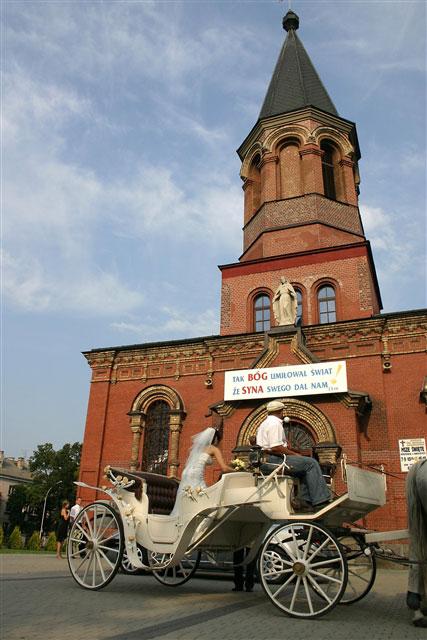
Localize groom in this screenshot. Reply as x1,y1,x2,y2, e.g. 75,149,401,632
256,400,331,509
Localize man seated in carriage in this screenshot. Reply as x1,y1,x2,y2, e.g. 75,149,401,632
256,400,331,510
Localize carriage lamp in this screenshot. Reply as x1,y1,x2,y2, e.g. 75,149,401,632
312,441,342,480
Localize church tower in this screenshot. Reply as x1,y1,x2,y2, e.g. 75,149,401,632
220,10,382,335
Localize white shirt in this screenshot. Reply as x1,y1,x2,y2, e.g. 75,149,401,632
256,415,288,449
70,504,82,521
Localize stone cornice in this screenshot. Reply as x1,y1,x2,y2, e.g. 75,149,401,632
83,313,426,389
237,106,358,161
304,313,427,345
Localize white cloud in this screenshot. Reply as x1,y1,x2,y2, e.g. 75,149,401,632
109,165,242,247
3,54,242,316
360,203,426,310
361,204,412,263
111,307,219,341
3,250,144,315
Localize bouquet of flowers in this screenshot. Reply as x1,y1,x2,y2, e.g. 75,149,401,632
231,457,247,471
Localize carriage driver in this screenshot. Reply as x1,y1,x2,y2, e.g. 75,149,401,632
256,400,331,509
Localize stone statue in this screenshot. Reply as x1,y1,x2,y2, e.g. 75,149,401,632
272,276,297,326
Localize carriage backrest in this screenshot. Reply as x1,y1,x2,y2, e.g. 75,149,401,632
109,468,179,515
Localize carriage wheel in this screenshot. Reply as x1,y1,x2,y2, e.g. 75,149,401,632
67,502,123,590
259,521,347,619
338,534,376,604
121,544,146,575
148,550,201,586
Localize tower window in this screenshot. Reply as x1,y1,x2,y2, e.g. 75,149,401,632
142,400,170,475
318,285,336,324
254,294,271,332
321,142,336,200
295,288,303,324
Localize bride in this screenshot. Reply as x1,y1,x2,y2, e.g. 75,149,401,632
171,427,234,515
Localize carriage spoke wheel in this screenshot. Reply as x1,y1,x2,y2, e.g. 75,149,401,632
337,535,376,604
67,502,123,590
121,544,146,575
259,521,347,618
148,550,201,586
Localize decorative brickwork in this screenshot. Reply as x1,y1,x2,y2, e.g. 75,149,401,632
358,260,373,311
242,195,363,255
237,399,337,446
220,283,231,328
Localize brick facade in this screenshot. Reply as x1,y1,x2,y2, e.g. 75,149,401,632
80,313,426,531
79,16,426,533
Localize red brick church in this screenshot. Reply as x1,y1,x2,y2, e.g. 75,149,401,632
79,11,426,532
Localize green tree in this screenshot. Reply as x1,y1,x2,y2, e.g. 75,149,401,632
8,525,23,549
0,525,4,547
27,442,82,534
7,484,31,532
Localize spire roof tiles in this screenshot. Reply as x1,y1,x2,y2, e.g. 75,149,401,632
259,11,338,119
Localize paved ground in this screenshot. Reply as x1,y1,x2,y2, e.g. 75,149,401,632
1,554,425,640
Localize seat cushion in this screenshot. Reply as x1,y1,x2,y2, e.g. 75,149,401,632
109,468,179,515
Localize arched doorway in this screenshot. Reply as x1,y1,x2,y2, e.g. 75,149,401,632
237,398,337,447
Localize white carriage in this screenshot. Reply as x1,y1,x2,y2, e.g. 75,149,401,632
68,457,386,619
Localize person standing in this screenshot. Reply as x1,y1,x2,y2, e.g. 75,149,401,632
256,400,331,509
70,497,82,523
55,500,70,559
232,547,257,592
406,459,427,627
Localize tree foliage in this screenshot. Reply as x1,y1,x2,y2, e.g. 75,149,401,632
8,526,23,549
13,442,82,535
45,531,57,552
26,530,41,550
29,441,82,501
7,484,31,531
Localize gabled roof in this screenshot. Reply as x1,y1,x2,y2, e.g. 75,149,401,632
259,11,338,120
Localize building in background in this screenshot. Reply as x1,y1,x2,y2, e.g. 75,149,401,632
79,11,426,531
0,452,32,528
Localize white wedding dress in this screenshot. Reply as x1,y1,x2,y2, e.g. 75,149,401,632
170,428,215,517
179,451,212,491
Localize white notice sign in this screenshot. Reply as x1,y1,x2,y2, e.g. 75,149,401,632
398,438,427,472
224,361,347,401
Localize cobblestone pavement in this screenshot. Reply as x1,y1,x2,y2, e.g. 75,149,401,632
1,554,425,640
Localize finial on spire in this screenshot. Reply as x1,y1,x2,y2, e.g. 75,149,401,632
283,9,299,32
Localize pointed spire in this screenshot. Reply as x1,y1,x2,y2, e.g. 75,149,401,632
259,11,338,119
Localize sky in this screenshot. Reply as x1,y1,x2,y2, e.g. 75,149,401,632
2,0,426,459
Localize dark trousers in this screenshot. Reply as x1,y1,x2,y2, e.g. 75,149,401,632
233,547,256,590
265,454,330,506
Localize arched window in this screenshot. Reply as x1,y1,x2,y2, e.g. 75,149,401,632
283,419,316,452
295,288,303,325
142,400,170,474
318,285,336,324
279,141,301,198
249,154,261,214
321,141,336,200
254,294,271,332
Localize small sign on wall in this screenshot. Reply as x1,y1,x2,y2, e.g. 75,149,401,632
398,438,427,472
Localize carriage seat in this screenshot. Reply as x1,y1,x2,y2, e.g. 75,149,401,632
248,446,300,478
109,468,179,515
